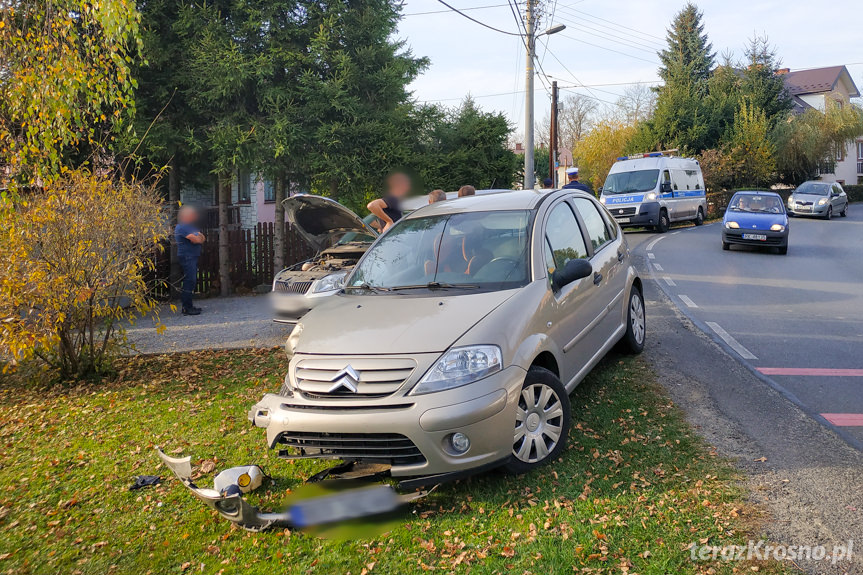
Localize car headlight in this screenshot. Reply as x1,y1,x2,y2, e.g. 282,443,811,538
411,345,502,395
645,192,657,200
787,196,794,205
286,322,303,360
725,221,739,229
770,224,785,232
279,372,294,397
311,271,348,294
817,198,828,206
599,196,606,204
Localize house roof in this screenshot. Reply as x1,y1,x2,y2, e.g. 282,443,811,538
782,65,860,98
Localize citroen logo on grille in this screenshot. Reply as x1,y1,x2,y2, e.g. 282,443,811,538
327,365,360,393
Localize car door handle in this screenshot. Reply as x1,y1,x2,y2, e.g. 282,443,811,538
617,250,625,262
593,272,603,285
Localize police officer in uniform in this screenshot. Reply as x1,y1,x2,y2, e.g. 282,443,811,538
561,167,592,193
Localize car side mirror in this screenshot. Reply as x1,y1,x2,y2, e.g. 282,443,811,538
660,181,672,194
552,259,592,291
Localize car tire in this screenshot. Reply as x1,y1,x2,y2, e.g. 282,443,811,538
654,210,670,233
503,366,571,475
722,242,730,251
841,203,848,217
694,207,704,226
619,285,645,354
777,245,788,255
825,206,832,220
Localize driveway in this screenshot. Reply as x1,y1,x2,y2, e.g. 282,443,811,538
126,294,293,354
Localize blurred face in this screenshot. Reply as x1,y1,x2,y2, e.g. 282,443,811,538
387,172,411,198
178,207,198,224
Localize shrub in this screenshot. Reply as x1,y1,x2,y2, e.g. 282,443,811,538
0,170,167,378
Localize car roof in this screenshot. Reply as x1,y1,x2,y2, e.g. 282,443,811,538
404,189,560,218
732,190,781,197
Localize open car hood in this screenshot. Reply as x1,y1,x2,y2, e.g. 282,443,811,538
284,195,378,253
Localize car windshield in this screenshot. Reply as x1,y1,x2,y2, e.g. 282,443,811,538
337,214,378,245
728,194,783,214
795,182,831,196
602,169,660,194
348,210,532,292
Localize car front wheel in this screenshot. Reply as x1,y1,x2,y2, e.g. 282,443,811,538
504,367,571,475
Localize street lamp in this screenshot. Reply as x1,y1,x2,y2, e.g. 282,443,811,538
523,11,566,190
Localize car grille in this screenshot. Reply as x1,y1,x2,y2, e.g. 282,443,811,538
294,357,417,397
611,206,637,217
275,280,313,294
276,431,426,465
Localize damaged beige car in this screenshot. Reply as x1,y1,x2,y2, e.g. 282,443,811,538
252,189,645,483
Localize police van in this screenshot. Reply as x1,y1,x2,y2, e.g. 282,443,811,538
599,152,707,233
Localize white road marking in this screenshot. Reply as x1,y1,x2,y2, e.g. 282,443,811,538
679,294,698,308
671,231,681,235
647,253,655,260
653,263,663,271
663,277,676,286
706,321,758,360
646,236,666,251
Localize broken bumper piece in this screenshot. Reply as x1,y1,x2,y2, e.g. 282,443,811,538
156,447,425,532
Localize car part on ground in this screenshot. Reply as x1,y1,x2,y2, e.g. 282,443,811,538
156,447,428,532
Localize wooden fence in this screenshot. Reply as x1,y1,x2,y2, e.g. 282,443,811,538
147,222,316,300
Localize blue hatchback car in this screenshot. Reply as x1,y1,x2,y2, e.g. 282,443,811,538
722,191,789,255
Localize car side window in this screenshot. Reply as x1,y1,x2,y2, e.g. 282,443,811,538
572,197,613,252
545,202,588,272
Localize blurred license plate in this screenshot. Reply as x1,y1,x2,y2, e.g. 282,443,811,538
797,206,811,211
616,217,631,223
742,233,767,241
289,485,399,527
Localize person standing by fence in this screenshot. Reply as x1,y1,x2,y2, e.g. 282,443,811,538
175,205,206,315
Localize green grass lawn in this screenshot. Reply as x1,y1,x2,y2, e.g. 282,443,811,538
0,349,793,574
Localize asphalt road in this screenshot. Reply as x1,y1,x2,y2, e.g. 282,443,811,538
631,208,863,449
624,210,863,574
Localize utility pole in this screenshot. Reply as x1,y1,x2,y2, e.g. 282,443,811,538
523,0,536,190
549,80,558,186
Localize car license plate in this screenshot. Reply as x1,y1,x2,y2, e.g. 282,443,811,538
742,233,767,241
289,485,399,527
797,206,811,212
615,217,631,223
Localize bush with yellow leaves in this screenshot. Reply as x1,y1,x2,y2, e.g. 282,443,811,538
0,170,167,378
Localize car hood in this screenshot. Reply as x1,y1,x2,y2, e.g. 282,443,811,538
790,193,827,203
725,211,786,230
284,195,378,253
294,290,519,355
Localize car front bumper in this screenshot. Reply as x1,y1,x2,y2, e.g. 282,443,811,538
607,201,660,228
788,203,829,216
249,365,528,477
722,228,788,247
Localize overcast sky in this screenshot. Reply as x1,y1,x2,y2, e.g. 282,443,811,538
396,0,863,135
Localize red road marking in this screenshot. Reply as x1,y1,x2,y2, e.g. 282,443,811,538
821,414,863,427
756,367,863,377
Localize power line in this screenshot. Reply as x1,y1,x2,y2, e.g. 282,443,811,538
553,14,664,53
556,5,665,42
431,0,521,35
417,79,657,103
558,33,660,65
403,3,508,16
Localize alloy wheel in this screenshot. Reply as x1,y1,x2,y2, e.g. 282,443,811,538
513,384,565,463
630,292,645,345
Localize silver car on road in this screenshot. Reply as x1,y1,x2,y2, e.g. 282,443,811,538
251,189,645,480
787,181,849,219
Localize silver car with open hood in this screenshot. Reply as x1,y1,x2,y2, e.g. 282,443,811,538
271,195,378,323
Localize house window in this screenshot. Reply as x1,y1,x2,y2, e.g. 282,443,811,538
263,179,275,203
857,141,863,160
835,143,845,162
238,170,252,204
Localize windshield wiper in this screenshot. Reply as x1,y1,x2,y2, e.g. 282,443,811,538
344,283,390,293
390,282,480,291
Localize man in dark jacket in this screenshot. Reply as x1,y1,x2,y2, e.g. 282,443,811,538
561,167,592,193
174,206,205,315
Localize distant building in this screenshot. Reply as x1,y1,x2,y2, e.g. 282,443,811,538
780,65,862,185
